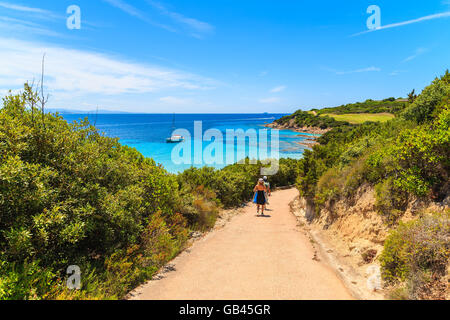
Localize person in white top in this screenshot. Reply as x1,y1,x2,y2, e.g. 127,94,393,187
263,176,271,205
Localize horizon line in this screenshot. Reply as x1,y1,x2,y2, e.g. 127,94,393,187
52,111,292,115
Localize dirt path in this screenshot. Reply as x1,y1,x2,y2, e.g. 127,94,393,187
128,188,354,300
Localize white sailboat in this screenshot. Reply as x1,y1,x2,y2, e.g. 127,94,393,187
166,114,184,143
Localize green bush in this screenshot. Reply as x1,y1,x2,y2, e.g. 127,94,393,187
178,158,300,209
1,70,448,300
403,70,449,124
0,84,301,299
295,71,449,221
0,85,192,299
380,211,449,299
178,185,220,231
317,99,408,115
314,167,342,207
374,177,409,225
392,105,450,199
0,260,58,300
275,110,349,129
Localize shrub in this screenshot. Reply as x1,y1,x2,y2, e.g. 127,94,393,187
403,70,450,124
317,98,407,115
315,167,342,206
275,110,349,129
380,211,450,299
178,158,300,209
0,260,59,300
392,105,450,199
0,86,192,299
178,185,220,231
375,177,409,225
296,72,449,225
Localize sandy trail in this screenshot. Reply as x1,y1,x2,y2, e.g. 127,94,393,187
129,188,354,300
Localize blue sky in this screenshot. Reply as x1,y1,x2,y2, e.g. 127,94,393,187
0,0,449,113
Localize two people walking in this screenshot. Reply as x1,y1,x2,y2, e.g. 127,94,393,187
253,176,271,216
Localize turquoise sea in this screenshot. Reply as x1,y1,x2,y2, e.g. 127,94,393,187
62,113,318,173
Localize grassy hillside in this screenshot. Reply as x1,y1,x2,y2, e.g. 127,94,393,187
322,113,395,124
274,97,406,130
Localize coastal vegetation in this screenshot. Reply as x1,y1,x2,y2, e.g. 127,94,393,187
294,70,449,299
297,71,449,209
313,97,408,115
272,98,405,130
0,71,448,300
380,212,449,300
0,86,299,300
273,96,406,129
275,110,350,130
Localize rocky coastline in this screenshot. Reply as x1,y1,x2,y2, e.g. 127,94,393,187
265,119,331,148
265,119,332,135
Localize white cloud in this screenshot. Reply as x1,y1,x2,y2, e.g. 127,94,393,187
0,37,216,101
0,15,42,27
159,96,191,105
352,11,450,36
389,70,404,76
102,0,145,19
146,0,214,35
259,97,281,104
102,0,175,32
0,1,61,21
0,3,98,31
0,18,63,37
402,48,428,63
102,0,213,36
0,88,21,97
325,66,381,75
270,85,286,93
0,1,50,14
339,66,380,74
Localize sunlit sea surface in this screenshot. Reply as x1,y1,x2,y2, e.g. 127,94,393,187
62,113,319,173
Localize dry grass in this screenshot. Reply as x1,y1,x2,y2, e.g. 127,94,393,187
322,113,395,124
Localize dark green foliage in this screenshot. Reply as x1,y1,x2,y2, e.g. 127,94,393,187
276,110,349,129
178,158,300,208
0,84,301,299
0,85,195,299
408,89,417,104
391,106,450,200
275,110,350,129
1,70,448,300
317,98,408,115
374,177,409,225
274,96,407,131
291,72,450,298
295,71,449,221
402,70,450,124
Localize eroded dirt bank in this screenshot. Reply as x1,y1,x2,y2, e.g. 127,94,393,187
291,184,449,300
